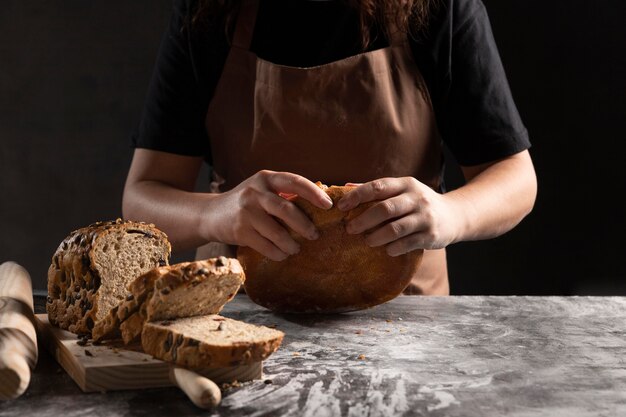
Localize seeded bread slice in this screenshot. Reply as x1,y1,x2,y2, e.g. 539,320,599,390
142,315,284,369
91,266,169,341
92,258,244,344
46,219,171,335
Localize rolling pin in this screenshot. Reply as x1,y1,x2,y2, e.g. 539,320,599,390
170,366,222,409
168,360,263,408
0,261,38,400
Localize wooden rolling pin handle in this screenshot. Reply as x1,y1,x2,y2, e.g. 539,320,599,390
169,366,222,409
0,261,38,400
0,347,31,400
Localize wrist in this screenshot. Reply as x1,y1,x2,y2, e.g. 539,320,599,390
442,190,474,244
195,192,224,244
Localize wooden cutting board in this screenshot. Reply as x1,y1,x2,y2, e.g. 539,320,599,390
35,314,262,393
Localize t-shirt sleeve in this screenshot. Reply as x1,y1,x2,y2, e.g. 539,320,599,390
130,0,211,159
422,0,531,166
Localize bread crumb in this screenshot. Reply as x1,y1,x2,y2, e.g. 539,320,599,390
358,354,366,360
221,380,241,390
292,352,301,357
386,319,392,323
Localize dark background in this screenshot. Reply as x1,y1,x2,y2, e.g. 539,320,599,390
1,1,624,294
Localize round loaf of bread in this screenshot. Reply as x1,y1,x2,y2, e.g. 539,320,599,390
237,183,423,313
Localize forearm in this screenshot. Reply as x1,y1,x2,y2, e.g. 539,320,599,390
446,151,537,243
122,180,217,252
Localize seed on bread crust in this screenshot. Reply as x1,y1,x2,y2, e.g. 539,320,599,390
164,332,173,352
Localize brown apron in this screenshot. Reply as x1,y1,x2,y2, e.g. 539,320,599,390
197,0,449,295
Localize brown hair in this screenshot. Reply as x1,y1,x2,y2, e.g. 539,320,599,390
190,0,436,47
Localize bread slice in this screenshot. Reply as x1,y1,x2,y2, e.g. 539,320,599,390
46,219,171,335
238,182,423,313
92,258,244,344
141,315,284,369
91,266,169,342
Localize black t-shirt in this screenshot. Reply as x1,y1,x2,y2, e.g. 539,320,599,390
131,0,530,167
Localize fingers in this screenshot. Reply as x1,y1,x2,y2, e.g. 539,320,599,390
355,216,447,256
345,195,415,235
337,178,406,211
260,193,320,241
333,177,448,255
243,229,291,262
362,214,420,247
230,171,329,261
249,207,301,257
262,171,333,209
386,233,431,257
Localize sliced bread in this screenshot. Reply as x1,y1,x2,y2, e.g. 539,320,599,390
46,219,171,335
93,258,245,344
141,315,284,369
91,266,169,341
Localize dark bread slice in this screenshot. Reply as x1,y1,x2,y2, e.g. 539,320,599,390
141,315,284,369
93,258,244,344
237,183,424,313
46,219,171,335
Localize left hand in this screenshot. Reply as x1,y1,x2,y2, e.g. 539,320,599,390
337,177,462,256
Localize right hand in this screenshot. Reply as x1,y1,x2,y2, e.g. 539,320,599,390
206,170,333,261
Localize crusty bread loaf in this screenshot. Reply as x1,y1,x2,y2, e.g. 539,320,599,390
141,315,284,369
237,183,423,313
46,219,171,335
93,258,245,344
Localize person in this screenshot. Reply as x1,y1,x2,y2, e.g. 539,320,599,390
123,0,537,295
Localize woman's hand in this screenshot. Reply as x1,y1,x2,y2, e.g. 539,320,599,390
337,177,463,256
336,152,537,256
206,170,333,261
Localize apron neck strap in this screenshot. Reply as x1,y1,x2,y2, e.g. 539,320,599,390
232,0,260,50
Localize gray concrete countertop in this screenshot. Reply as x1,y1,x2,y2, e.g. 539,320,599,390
2,295,625,417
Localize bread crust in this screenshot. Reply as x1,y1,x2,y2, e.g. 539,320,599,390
237,184,423,313
141,316,284,369
46,219,171,335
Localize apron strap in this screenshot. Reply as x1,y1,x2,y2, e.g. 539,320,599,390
232,0,260,50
